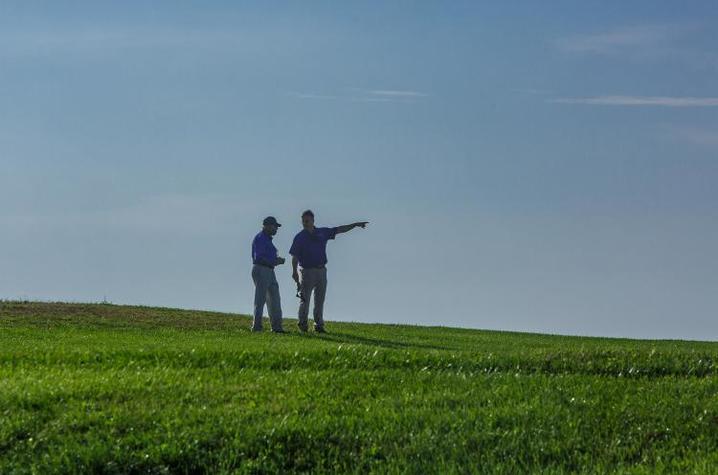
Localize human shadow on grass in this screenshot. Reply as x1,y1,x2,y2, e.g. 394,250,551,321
314,331,456,351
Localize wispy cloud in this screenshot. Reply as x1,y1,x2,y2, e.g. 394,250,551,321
365,89,429,98
286,88,429,104
551,95,718,107
286,92,340,101
554,24,718,70
666,126,718,148
555,25,676,55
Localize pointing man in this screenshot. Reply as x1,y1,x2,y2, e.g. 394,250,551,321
290,210,368,333
251,216,286,333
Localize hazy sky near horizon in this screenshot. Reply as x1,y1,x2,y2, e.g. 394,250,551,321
2,1,717,340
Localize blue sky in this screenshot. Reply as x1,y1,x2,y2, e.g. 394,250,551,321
1,1,717,340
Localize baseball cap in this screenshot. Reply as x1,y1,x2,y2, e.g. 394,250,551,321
263,216,281,227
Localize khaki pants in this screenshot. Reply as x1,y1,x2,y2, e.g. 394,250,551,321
298,267,327,330
251,265,283,331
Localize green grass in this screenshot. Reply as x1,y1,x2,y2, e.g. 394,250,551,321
1,302,717,474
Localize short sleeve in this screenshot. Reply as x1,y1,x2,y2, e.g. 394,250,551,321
289,234,301,256
327,227,337,240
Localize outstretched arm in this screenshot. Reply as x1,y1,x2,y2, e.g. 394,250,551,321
335,221,369,235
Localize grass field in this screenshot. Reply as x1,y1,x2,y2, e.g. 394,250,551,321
1,301,717,474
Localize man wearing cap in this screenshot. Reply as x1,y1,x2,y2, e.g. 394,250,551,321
251,216,286,332
290,210,368,333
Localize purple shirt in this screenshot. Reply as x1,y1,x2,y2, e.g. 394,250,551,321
289,227,337,268
252,231,278,267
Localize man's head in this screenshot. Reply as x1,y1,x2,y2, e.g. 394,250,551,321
301,209,315,230
262,216,281,236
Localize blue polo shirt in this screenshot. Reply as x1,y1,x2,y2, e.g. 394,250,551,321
252,231,278,267
289,227,337,268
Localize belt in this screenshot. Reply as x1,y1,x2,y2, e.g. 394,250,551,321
254,262,275,269
301,265,326,270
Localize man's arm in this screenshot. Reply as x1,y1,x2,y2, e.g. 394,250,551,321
334,221,369,235
289,235,301,283
291,256,299,283
253,238,279,267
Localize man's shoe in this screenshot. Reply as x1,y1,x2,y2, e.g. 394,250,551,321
251,328,263,333
271,329,286,334
297,324,308,333
315,327,326,334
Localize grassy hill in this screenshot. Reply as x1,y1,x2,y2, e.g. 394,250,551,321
1,301,717,473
